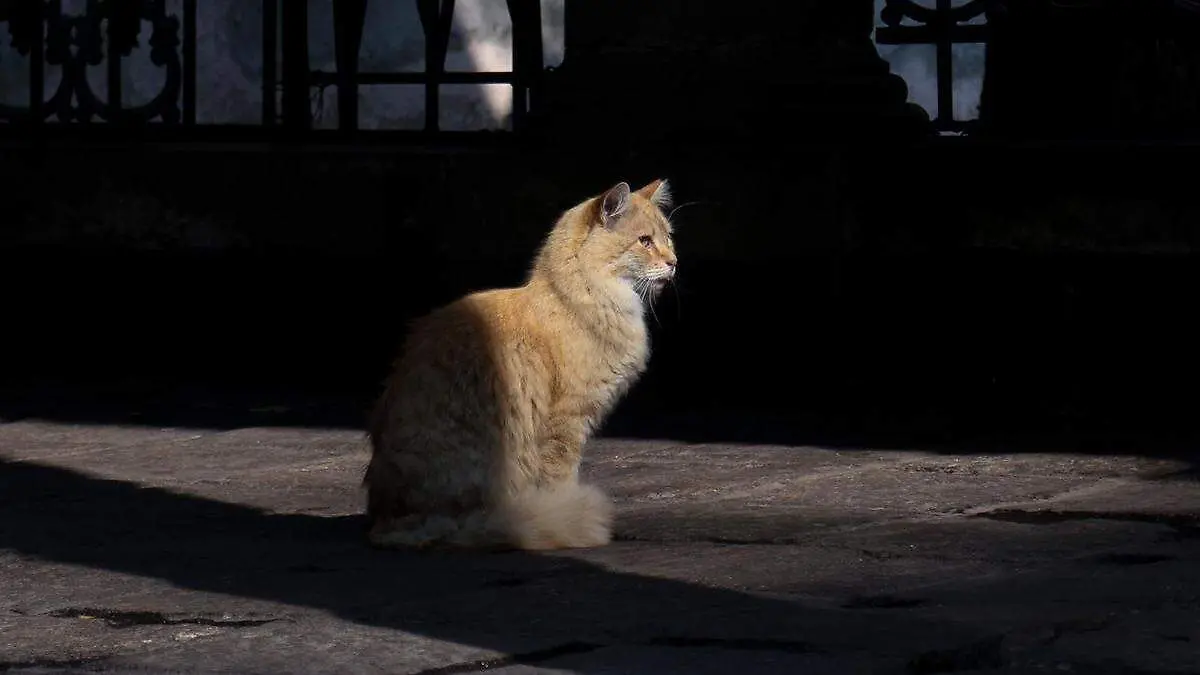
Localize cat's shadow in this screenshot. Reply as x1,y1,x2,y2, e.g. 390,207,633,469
1,458,977,672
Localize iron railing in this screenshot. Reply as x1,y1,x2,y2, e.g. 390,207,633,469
875,0,991,133
0,0,545,135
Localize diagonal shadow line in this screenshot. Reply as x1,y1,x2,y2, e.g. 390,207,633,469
0,458,982,671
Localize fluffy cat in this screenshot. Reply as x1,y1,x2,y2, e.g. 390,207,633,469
364,179,678,551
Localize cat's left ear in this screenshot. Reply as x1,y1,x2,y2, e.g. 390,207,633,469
636,178,673,211
599,181,631,228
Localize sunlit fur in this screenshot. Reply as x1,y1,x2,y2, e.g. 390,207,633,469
364,179,678,551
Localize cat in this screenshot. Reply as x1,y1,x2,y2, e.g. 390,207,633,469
364,179,678,551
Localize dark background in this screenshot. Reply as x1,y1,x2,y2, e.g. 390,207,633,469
1,0,1198,456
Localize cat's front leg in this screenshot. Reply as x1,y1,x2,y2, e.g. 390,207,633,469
500,413,611,550
535,414,588,485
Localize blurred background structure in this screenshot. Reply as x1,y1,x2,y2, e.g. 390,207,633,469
1,0,1198,446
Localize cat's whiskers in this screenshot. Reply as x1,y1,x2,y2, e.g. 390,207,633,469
645,284,661,326
634,272,668,326
667,200,704,223
630,276,650,310
666,274,682,321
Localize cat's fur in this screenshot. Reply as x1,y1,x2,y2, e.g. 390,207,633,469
364,179,678,551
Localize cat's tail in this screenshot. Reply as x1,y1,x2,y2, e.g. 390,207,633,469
490,481,614,551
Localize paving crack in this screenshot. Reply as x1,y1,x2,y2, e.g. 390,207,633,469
410,636,821,674
970,508,1200,540
906,635,1006,674
613,514,933,547
841,594,927,609
0,655,108,673
611,533,803,546
409,642,603,675
47,607,281,630
854,546,961,563
1092,552,1175,566
641,636,818,654
1035,615,1116,646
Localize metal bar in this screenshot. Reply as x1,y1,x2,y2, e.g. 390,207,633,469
506,0,542,132
416,0,436,131
507,0,523,131
874,24,988,45
332,0,368,132
417,0,456,132
0,124,527,151
935,0,953,126
182,0,196,124
107,4,122,122
280,0,311,130
525,0,544,118
262,0,277,125
309,70,518,86
29,1,45,125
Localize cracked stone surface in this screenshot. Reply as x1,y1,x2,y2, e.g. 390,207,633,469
1,416,1198,674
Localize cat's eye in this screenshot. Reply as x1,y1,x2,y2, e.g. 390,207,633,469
638,235,654,248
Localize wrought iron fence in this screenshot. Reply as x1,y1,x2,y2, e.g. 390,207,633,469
0,0,196,125
0,0,545,135
875,0,991,133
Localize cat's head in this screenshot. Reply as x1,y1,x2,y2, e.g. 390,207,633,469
585,179,678,297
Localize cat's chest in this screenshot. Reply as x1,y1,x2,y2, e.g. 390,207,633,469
561,316,648,398
604,338,648,383
588,320,649,391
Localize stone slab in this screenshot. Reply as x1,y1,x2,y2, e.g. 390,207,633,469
2,420,1198,674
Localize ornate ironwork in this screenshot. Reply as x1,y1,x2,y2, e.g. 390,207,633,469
876,0,994,132
879,0,991,32
298,0,546,132
2,2,41,58
1,0,543,136
0,0,193,125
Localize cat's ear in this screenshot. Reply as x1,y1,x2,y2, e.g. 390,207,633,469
599,181,631,228
636,178,673,211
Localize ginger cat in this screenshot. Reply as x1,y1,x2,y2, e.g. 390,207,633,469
364,179,678,551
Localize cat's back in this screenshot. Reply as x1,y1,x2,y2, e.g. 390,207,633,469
406,286,530,349
373,287,531,434
394,284,558,381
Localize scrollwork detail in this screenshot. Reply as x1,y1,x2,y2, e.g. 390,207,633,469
880,0,992,28
0,0,184,124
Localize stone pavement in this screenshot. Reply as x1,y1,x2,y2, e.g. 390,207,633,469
1,415,1198,674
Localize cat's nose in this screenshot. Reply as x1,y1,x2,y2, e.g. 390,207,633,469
664,260,677,275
